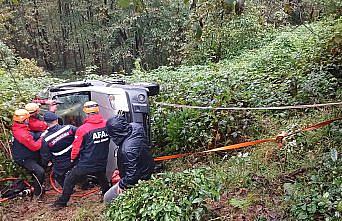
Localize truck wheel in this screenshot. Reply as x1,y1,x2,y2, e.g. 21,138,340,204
132,82,160,96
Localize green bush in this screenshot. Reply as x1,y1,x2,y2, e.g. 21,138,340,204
106,168,222,221
0,41,61,124
184,11,276,65
285,151,341,220
0,41,17,69
0,152,26,179
0,40,61,178
128,17,342,155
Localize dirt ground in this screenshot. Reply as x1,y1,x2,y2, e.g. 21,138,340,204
0,190,105,221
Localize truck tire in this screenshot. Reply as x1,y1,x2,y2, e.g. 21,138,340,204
132,82,160,96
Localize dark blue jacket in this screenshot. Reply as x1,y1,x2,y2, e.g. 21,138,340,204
41,124,77,175
106,116,154,189
71,114,110,172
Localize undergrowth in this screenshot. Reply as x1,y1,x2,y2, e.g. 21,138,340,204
105,16,341,221
106,108,341,220
106,168,222,221
128,17,342,155
0,41,60,178
0,4,340,221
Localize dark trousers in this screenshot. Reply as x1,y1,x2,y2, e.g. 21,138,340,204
56,166,109,204
16,159,45,196
54,172,67,188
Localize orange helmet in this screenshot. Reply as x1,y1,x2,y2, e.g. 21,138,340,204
13,109,30,123
25,103,40,114
83,101,99,114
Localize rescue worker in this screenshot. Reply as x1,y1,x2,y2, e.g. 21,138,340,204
11,109,45,196
40,112,77,187
53,101,110,208
103,115,154,203
25,102,48,133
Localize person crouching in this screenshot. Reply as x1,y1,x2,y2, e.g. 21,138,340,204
40,112,77,187
103,116,154,203
11,109,45,197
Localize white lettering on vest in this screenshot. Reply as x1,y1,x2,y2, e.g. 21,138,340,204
92,130,109,142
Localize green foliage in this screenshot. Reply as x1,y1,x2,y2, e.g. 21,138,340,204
0,41,61,123
0,2,340,220
277,119,342,220
0,0,189,73
0,41,60,178
183,0,342,64
108,0,188,71
184,6,275,64
129,17,342,155
105,110,341,220
285,151,341,220
0,41,17,69
1,0,340,72
106,168,222,221
229,196,254,211
12,58,46,78
0,151,26,179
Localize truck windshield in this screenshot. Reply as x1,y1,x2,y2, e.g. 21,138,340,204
54,92,90,127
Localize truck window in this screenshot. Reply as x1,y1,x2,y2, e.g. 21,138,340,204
54,92,90,127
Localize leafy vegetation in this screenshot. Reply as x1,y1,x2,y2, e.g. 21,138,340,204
107,168,222,221
287,152,341,220
105,7,341,221
0,1,340,221
105,109,341,220
0,41,60,178
0,0,189,73
130,17,342,155
1,0,340,73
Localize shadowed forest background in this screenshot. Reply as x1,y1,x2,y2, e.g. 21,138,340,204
1,0,340,74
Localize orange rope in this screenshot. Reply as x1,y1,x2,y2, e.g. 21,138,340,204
154,117,341,162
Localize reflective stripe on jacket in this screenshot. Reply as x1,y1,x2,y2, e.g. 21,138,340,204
41,124,77,175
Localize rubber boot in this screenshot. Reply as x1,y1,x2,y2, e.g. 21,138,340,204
52,196,68,209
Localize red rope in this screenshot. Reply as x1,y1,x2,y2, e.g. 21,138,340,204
47,171,98,197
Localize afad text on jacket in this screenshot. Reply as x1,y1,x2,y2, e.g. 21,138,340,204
71,114,110,172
